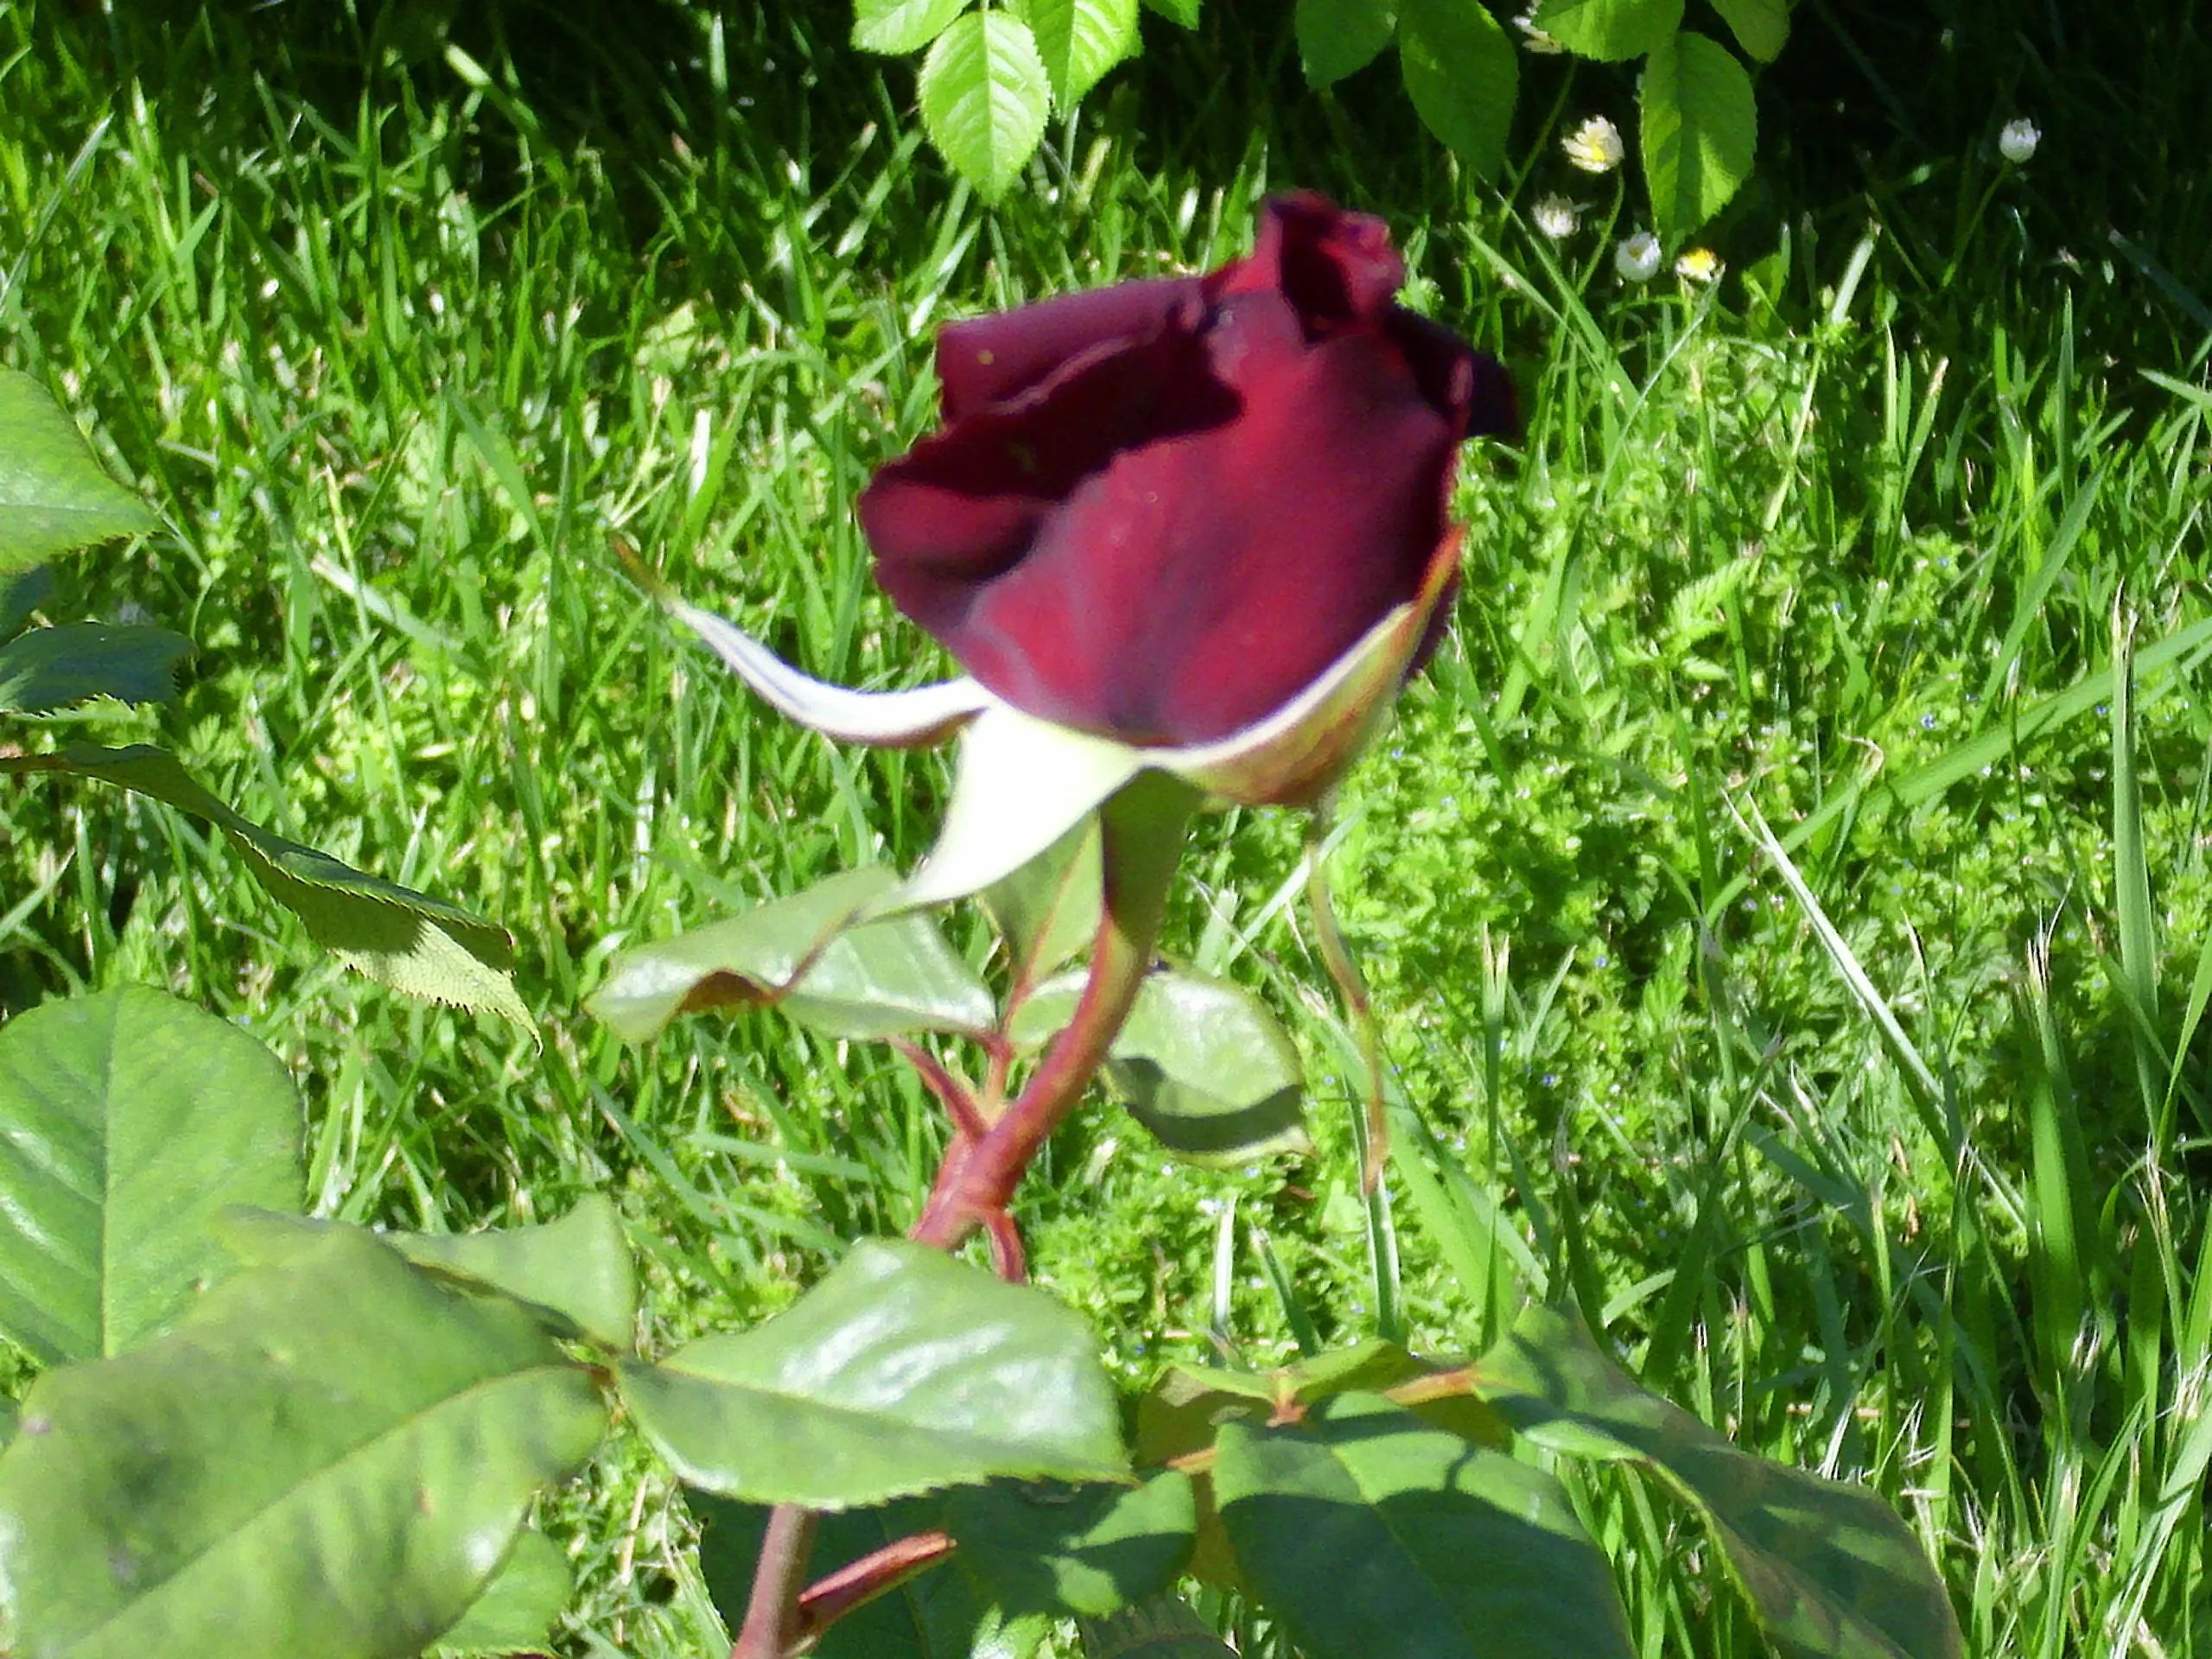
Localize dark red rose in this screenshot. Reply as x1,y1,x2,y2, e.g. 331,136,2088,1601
855,192,1515,749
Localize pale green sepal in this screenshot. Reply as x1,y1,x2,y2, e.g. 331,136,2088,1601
890,702,1147,912
670,599,994,747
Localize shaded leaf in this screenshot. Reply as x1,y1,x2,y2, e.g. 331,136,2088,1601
918,11,1052,201
0,564,54,635
984,816,1103,991
855,0,973,53
946,1471,1197,1618
0,369,157,575
0,621,192,714
1213,1391,1634,1659
1710,0,1788,60
1013,966,1310,1166
0,1228,607,1659
1476,1305,1963,1659
1078,1594,1239,1658
1640,29,1757,245
1296,0,1395,85
620,1238,1126,1508
1139,0,1198,24
0,743,528,1023
1396,0,1517,177
430,1529,572,1656
588,865,993,1043
0,1395,16,1450
0,986,300,1365
1532,0,1682,59
1024,0,1141,105
695,1492,1048,1659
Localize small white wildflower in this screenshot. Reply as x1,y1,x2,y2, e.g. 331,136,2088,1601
1514,11,1567,53
1532,194,1581,241
1562,115,1626,175
1615,232,1663,282
1999,118,2040,163
1674,247,1721,283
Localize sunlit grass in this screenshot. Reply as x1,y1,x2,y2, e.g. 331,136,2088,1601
4,2,2212,1653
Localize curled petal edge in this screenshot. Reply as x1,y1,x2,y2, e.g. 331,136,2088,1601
670,599,995,748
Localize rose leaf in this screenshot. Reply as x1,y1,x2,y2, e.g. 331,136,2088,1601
1296,0,1397,86
1026,0,1141,106
0,620,193,714
1396,0,1518,178
1640,29,1758,247
0,368,157,575
918,11,1052,201
1532,0,1684,60
852,0,973,55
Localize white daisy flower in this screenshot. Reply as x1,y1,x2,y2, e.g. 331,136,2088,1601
1999,118,2040,163
1615,232,1663,283
1562,115,1626,175
1674,247,1721,283
1532,194,1581,241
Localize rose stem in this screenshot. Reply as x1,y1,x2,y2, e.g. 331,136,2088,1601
911,777,1192,1254
1304,814,1390,1195
729,1505,818,1659
795,1529,959,1635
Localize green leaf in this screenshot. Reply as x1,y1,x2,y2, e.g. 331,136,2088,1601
0,369,157,575
0,1228,607,1659
1532,0,1682,59
0,1395,16,1451
1476,1306,1964,1659
695,1492,1049,1659
1709,0,1788,60
918,11,1052,201
588,865,994,1044
855,0,972,53
1640,29,1758,246
1139,0,1198,24
1012,965,1311,1166
1077,1595,1239,1657
0,621,192,714
0,986,300,1365
1296,0,1395,85
945,1471,1197,1618
1213,1390,1634,1659
620,1238,1127,1508
430,1529,572,1656
1023,0,1141,105
0,742,529,1024
1396,0,1518,178
0,564,55,635
984,817,1103,990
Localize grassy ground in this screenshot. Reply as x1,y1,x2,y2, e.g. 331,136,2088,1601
5,1,2212,1653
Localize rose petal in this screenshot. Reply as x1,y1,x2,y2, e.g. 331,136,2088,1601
899,286,1461,745
937,276,1205,420
670,600,994,747
1209,191,1406,339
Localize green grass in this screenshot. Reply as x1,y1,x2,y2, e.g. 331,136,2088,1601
5,2,2212,1654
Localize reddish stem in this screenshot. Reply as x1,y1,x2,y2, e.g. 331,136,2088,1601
892,1037,989,1141
797,1529,960,1634
729,1504,817,1659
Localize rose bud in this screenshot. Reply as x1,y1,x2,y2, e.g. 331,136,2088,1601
664,192,1514,907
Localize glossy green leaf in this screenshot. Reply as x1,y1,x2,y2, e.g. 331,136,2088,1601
589,865,993,1043
984,817,1103,990
1640,29,1757,246
620,1238,1126,1508
918,11,1052,201
946,1471,1197,1618
855,0,972,53
1709,0,1788,59
430,1529,572,1656
0,986,300,1365
1532,0,1681,59
0,369,157,575
1024,0,1141,105
0,743,527,1023
1013,966,1310,1166
695,1492,1048,1659
1476,1306,1964,1659
1213,1391,1634,1659
0,564,55,635
0,621,192,714
1295,0,1395,85
1077,1595,1239,1657
1396,0,1517,177
0,1228,607,1659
